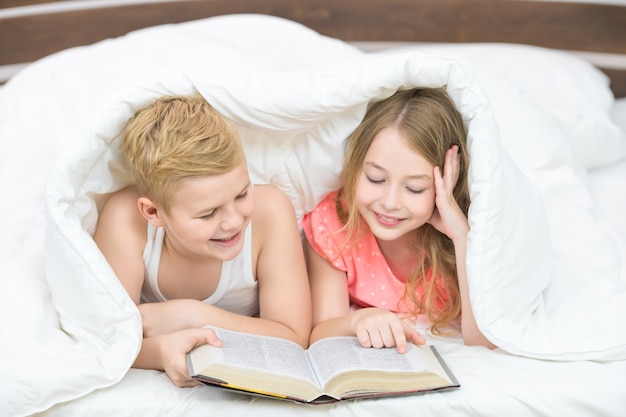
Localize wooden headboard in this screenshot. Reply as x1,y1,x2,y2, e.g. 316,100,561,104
2,0,626,97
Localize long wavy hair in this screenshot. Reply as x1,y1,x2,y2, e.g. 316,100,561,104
337,88,470,334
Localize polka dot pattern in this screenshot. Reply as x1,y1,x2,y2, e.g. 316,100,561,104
302,191,435,313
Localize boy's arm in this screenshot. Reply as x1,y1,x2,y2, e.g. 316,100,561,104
159,186,312,348
251,185,312,348
93,186,147,305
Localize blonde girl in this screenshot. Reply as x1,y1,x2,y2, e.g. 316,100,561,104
302,88,494,352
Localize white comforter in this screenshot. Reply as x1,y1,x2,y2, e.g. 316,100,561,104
0,14,625,417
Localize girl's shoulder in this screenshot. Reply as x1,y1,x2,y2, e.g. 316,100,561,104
302,190,342,234
302,191,349,260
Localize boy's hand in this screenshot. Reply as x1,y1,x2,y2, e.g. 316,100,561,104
158,328,223,387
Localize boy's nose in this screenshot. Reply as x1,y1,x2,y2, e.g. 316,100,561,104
220,208,244,231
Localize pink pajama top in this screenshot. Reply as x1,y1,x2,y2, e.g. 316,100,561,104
302,191,444,314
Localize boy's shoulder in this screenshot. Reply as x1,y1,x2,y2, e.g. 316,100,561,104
101,185,140,212
252,184,289,206
98,185,145,230
94,185,147,262
251,184,294,224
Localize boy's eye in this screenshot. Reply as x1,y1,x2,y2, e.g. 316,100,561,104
199,189,248,219
200,210,217,220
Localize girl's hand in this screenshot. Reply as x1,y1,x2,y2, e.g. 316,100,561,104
157,327,223,387
428,145,469,242
351,307,426,353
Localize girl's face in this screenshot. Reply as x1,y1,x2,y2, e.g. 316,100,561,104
161,160,255,261
355,127,436,242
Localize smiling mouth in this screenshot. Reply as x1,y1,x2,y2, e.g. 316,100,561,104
375,212,405,225
211,231,240,243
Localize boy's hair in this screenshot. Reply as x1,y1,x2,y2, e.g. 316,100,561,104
338,87,470,334
123,95,244,212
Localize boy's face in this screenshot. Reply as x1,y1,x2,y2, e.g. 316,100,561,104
355,127,436,243
161,161,254,261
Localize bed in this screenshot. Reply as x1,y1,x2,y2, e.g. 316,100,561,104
1,1,625,416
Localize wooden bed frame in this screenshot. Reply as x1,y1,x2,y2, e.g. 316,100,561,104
1,0,626,97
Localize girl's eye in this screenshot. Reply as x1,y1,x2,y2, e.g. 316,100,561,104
366,175,384,185
406,187,425,194
235,190,249,200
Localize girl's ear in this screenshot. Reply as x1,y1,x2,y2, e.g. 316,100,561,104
138,197,165,227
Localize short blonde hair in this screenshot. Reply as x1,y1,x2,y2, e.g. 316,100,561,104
339,88,469,333
123,95,244,211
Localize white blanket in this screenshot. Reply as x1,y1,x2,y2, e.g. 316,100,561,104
1,14,625,417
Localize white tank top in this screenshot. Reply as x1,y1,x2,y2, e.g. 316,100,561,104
141,223,259,317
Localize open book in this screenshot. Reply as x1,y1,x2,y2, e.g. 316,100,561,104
186,327,459,404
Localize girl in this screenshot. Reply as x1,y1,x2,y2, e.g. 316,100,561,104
95,95,312,387
302,88,494,353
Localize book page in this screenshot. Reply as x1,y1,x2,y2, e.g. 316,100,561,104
307,337,447,386
211,327,319,385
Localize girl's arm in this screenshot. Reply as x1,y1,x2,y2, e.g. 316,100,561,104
306,240,425,353
451,234,496,348
430,146,496,348
306,240,352,340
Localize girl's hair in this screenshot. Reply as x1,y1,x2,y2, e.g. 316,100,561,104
123,95,244,212
338,87,470,333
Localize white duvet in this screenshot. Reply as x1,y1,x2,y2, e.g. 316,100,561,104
0,14,625,417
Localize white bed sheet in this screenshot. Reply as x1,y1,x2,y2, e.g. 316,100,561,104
34,314,626,417
0,14,625,417
34,149,626,417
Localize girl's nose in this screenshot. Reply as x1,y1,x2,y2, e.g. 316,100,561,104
380,186,402,211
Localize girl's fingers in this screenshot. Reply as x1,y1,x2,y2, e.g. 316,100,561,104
443,146,460,188
356,327,374,348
